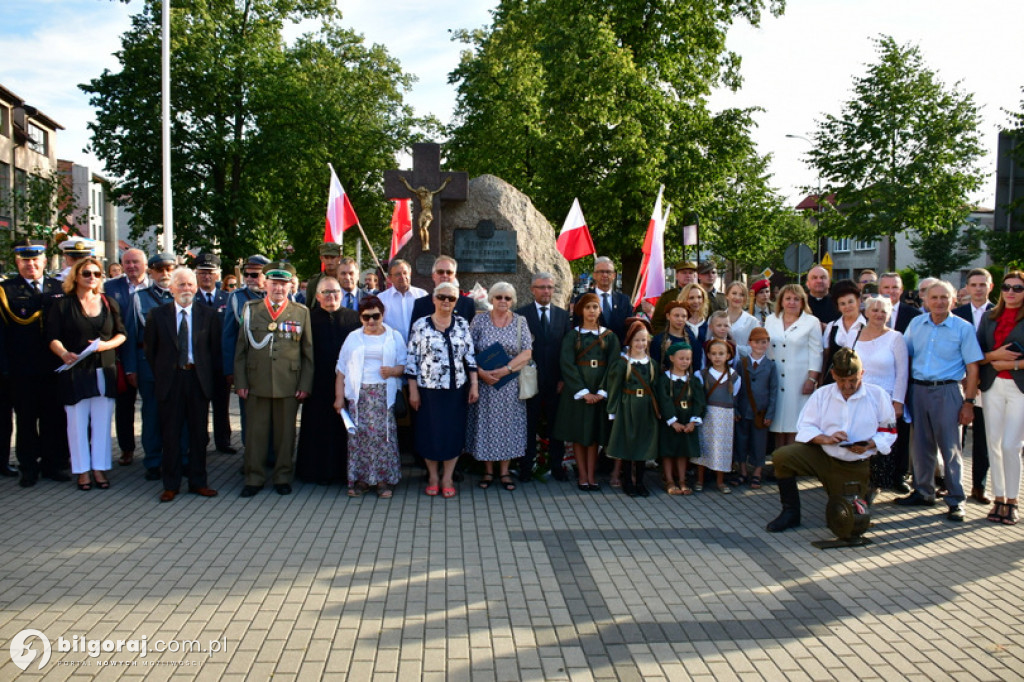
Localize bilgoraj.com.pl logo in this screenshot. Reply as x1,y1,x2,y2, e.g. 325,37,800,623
10,629,51,671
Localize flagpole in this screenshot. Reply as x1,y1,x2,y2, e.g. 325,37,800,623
629,185,664,303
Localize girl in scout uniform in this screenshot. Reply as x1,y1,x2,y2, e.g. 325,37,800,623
606,320,660,497
655,342,706,495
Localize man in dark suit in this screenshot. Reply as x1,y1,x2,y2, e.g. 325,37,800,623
194,252,234,453
409,255,476,331
145,268,220,502
0,239,69,486
104,248,150,467
336,257,368,312
953,267,995,505
516,272,572,482
878,271,922,493
575,256,630,342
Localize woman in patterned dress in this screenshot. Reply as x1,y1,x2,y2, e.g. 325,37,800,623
467,282,533,491
335,295,407,498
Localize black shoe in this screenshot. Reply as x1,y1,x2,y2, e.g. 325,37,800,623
946,505,965,522
766,508,801,532
518,471,532,484
145,468,162,481
275,484,292,495
216,444,238,454
892,481,912,494
0,463,18,477
894,491,936,507
240,485,261,497
42,471,71,482
19,475,37,488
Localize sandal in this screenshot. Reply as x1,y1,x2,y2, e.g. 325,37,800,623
377,484,393,499
609,478,622,488
77,476,92,492
500,475,517,492
679,485,693,496
478,474,495,489
666,484,682,496
1003,503,1018,525
987,502,1005,522
718,484,732,495
93,474,110,490
693,483,703,492
749,476,761,489
425,484,439,496
441,485,457,499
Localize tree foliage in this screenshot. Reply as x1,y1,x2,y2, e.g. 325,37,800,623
80,0,425,275
808,36,985,266
0,169,80,270
446,0,786,261
909,222,984,278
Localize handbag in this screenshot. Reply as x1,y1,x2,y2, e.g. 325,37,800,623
516,316,539,400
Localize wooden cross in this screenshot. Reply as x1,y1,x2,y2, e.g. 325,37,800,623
384,143,468,259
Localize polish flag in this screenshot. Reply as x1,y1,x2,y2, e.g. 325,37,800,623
556,198,596,261
389,198,413,260
324,166,359,244
634,188,667,306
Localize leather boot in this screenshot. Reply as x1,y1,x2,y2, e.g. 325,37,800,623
766,477,801,532
622,463,636,497
635,462,650,497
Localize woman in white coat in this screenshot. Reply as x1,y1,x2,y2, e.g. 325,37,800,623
764,284,823,446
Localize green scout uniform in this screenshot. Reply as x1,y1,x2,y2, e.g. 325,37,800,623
235,298,314,486
552,328,618,447
606,356,659,461
655,370,707,459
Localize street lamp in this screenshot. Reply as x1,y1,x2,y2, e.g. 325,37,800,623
786,133,826,260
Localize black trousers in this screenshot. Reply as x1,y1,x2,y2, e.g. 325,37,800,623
114,383,137,453
892,419,912,482
13,375,68,477
211,373,232,448
964,405,989,489
0,376,12,465
160,369,211,491
523,388,564,475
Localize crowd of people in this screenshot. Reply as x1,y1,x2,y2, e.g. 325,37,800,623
1,236,1022,532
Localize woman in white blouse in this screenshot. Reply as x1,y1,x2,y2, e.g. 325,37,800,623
856,295,908,494
765,284,823,446
725,281,759,358
820,280,866,384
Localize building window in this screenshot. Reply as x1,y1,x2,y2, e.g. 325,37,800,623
832,237,850,253
27,123,48,155
833,269,851,281
0,162,10,224
13,169,27,229
0,106,9,138
854,239,877,251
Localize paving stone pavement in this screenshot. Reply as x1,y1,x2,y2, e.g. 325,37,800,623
0,405,1021,681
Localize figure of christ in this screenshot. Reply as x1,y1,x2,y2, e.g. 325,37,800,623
398,175,452,251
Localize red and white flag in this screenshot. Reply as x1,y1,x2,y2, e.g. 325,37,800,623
556,198,596,261
388,198,413,260
634,187,667,306
324,165,359,244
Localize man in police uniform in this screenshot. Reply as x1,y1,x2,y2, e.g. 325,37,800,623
0,239,69,486
222,254,269,445
123,252,178,480
194,252,234,453
235,261,313,497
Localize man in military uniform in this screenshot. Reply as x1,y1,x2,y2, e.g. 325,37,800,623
235,261,313,497
304,242,342,311
194,252,234,453
123,252,178,480
649,261,698,334
697,260,728,313
0,239,70,486
222,254,269,445
56,236,96,282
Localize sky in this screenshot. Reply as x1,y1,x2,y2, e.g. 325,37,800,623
2,0,1022,208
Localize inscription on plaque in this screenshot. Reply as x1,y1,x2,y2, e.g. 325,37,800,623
453,223,517,273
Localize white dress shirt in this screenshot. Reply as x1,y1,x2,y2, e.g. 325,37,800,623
795,382,898,461
379,285,427,344
175,303,194,363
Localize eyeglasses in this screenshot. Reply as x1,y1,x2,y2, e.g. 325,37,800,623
435,294,457,303
320,289,341,296
243,272,261,278
434,269,455,276
80,271,103,278
493,295,512,301
360,312,382,321
1002,283,1024,293
594,270,615,275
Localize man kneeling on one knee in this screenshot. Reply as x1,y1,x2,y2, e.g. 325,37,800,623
767,348,897,532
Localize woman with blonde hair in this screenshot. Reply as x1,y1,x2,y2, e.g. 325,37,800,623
764,283,822,446
725,281,759,357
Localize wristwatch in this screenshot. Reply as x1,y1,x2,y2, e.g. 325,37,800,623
964,398,976,405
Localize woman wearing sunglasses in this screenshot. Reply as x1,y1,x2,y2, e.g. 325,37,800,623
45,257,126,491
335,295,407,498
976,271,1024,525
466,282,533,491
406,282,479,498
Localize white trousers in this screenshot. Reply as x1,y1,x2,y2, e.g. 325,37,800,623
65,369,115,474
982,377,1024,500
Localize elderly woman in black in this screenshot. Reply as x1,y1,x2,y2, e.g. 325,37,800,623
406,281,479,498
46,257,126,490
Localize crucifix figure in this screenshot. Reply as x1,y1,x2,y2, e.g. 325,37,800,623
384,143,468,256
397,175,451,251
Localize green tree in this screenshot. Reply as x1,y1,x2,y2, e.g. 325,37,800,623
807,35,985,267
0,168,80,270
80,0,423,275
909,221,984,277
446,0,785,260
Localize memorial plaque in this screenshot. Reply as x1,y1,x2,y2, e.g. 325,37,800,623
453,227,517,273
415,254,436,277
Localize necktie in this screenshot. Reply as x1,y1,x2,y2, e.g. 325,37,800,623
178,310,189,366
540,306,549,334
602,293,611,321
206,292,214,305
33,281,40,293
345,292,354,310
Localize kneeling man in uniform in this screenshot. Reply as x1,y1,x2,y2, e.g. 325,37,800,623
767,348,897,532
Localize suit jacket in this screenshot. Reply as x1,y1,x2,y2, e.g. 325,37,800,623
0,276,63,376
891,301,922,333
574,289,631,342
144,302,220,401
409,293,476,336
516,302,571,393
977,310,1024,393
953,302,993,331
234,299,314,398
122,285,175,379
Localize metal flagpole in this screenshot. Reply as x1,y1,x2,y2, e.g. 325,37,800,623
161,0,173,252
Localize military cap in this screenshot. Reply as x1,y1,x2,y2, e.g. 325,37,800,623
750,278,770,294
697,260,717,275
60,237,95,257
13,239,47,258
148,252,177,268
831,347,863,377
194,252,221,270
245,254,271,267
675,260,698,272
263,261,296,281
319,242,342,257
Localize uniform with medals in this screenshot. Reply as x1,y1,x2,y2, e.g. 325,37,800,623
0,240,70,485
234,262,314,495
